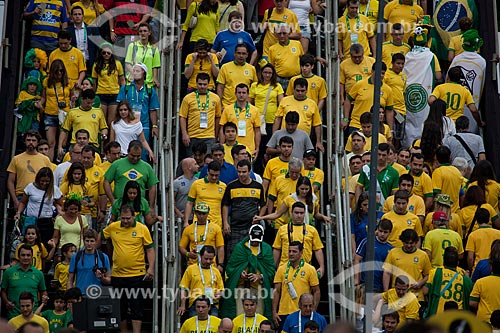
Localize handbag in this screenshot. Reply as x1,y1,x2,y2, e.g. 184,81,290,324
7,219,23,261
188,2,199,29
21,190,46,235
260,85,273,135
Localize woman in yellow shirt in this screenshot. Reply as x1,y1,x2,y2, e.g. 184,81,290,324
92,42,125,129
248,63,284,173
178,0,220,51
468,160,500,212
218,0,244,31
39,60,71,161
460,186,500,237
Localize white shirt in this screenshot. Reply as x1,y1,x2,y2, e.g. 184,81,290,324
74,23,89,60
112,119,144,155
54,161,72,187
288,0,312,26
24,183,62,218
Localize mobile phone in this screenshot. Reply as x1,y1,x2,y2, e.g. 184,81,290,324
127,20,135,28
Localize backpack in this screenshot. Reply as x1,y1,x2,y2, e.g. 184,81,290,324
124,83,153,101
73,249,106,275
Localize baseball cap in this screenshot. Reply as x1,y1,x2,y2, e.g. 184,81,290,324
249,224,264,242
435,194,453,207
194,202,210,213
432,211,448,222
303,149,317,158
133,62,148,75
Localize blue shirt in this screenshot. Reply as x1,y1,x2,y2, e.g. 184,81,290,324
356,237,394,291
199,161,238,185
212,29,256,65
472,259,490,283
25,0,69,45
281,310,328,333
117,81,160,130
350,211,383,248
69,251,111,296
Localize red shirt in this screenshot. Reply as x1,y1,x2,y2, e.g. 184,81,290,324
112,0,148,35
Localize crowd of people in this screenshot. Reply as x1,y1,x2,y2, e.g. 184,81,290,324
0,0,497,332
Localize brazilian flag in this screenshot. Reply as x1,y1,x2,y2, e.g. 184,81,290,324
430,0,478,60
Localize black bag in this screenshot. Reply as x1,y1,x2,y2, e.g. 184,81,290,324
255,8,273,56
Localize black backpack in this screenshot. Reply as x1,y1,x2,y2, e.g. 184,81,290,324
73,249,106,275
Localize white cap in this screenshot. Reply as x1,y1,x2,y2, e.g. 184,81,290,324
133,62,148,75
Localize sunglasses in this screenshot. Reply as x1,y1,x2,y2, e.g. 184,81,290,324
119,108,129,111
102,51,112,55
56,69,64,73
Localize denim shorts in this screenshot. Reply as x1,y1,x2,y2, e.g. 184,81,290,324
44,114,59,129
300,25,312,39
98,94,118,106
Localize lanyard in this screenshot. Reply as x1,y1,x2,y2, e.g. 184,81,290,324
196,91,210,111
196,315,211,333
54,85,65,104
287,223,306,245
128,84,146,105
234,102,250,119
298,311,314,333
284,259,304,282
346,15,361,32
194,221,209,245
363,0,370,16
198,263,215,287
243,314,258,333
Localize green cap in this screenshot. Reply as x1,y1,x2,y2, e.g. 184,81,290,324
462,29,483,52
195,202,210,213
435,194,453,207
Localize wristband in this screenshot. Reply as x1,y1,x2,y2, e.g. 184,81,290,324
152,125,158,128
342,117,349,122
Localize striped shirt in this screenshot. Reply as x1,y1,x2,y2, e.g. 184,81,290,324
25,0,69,44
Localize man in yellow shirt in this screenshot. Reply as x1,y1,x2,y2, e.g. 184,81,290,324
432,146,463,213
374,275,420,327
338,0,375,61
273,78,323,152
48,30,86,89
178,202,225,266
343,62,394,132
383,229,431,301
184,39,219,92
383,174,425,224
217,44,258,106
177,246,224,317
180,73,222,156
422,211,464,267
382,23,411,69
382,190,424,247
219,83,261,157
180,296,222,332
260,0,301,57
428,66,480,125
384,53,407,142
339,44,375,104
7,292,49,333
345,112,387,152
99,205,155,333
272,241,320,326
408,152,433,210
466,208,500,271
302,149,324,195
262,136,294,193
470,259,500,323
287,54,327,111
232,293,267,333
383,0,424,43
268,24,303,92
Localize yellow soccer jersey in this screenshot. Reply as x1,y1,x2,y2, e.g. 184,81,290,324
447,34,478,56
232,313,267,333
49,47,86,85
179,222,224,265
382,210,424,247
422,228,464,267
274,261,319,315
384,68,407,114
54,261,70,291
342,0,379,27
276,95,321,134
391,162,408,177
345,132,387,152
63,151,102,165
9,314,49,333
268,40,303,78
302,167,324,192
424,212,463,236
187,178,226,228
430,83,475,121
381,288,420,325
426,267,471,314
432,164,464,213
338,14,374,59
268,175,298,228
459,204,498,233
410,171,433,200
101,221,154,277
179,91,222,139
383,247,431,300
219,103,260,153
347,77,394,129
92,60,124,95
81,164,105,217
381,41,411,70
180,315,222,333
262,8,301,57
71,1,105,25
179,263,225,307
470,275,500,323
273,223,323,265
383,1,424,42
43,79,71,116
61,107,107,145
383,194,425,217
217,62,257,106
249,82,284,124
287,75,328,105
340,56,375,96
263,156,289,182
467,180,500,212
14,243,48,271
185,53,219,90
466,226,500,269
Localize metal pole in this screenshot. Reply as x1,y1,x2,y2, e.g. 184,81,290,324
325,204,336,320
364,1,386,331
